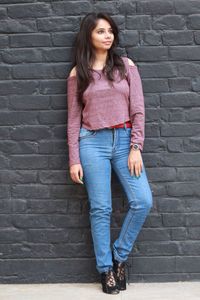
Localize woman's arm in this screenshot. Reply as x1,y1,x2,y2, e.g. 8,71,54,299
67,67,83,168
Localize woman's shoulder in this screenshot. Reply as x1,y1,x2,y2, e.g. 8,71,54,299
69,66,77,77
120,56,135,67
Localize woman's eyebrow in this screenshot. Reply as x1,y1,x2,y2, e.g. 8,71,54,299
97,27,112,30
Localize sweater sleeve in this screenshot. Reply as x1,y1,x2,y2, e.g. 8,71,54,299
66,76,83,168
126,61,145,151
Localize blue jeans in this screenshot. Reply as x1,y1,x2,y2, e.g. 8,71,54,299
79,122,153,274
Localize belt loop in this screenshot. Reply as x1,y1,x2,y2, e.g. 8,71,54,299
124,121,127,129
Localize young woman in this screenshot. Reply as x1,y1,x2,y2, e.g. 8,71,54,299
67,12,153,295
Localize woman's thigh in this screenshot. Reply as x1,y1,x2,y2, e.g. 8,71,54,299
111,128,153,210
79,127,113,211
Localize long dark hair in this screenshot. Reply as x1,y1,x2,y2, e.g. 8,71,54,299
69,12,127,104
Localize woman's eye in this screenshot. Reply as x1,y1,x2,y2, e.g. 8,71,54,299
98,30,113,34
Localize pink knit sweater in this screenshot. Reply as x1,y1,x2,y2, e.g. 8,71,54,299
67,56,145,168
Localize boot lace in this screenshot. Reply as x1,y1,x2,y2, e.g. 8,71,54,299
106,269,117,287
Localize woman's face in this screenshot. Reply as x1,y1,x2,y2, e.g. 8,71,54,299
91,18,114,51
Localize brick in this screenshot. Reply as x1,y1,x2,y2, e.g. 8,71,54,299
10,33,51,47
147,167,176,182
188,227,200,240
119,30,139,47
188,14,200,29
40,80,66,94
52,32,76,46
0,20,36,33
176,257,200,272
0,80,39,95
126,15,151,30
10,126,51,140
168,78,191,91
178,241,200,255
0,66,10,79
167,137,184,152
37,17,79,32
137,0,173,14
12,184,50,199
137,228,171,241
0,229,26,243
0,97,8,109
39,110,66,125
128,46,168,62
2,48,42,64
186,214,200,226
140,63,177,77
38,140,66,154
162,213,186,227
50,95,66,109
39,170,67,184
0,127,10,139
9,95,50,110
144,138,166,152
132,257,175,273
26,200,68,214
192,77,200,91
143,79,169,92
160,153,200,166
10,155,49,169
13,64,57,79
135,241,179,255
167,182,200,196
175,0,200,14
160,92,200,107
161,123,200,137
119,1,136,14
176,167,200,181
152,15,185,30
194,31,200,44
0,111,39,125
140,31,162,46
171,228,187,240
183,137,200,152
0,35,8,48
185,108,200,121
0,170,37,183
52,1,92,15
0,141,38,154
169,46,200,60
163,30,193,45
8,3,51,18
185,199,200,212
0,156,9,169
157,197,186,212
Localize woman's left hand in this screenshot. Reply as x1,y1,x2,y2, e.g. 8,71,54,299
128,148,143,177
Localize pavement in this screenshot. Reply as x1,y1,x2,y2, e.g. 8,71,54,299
0,281,200,300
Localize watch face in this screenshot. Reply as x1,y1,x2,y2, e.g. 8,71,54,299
133,144,139,150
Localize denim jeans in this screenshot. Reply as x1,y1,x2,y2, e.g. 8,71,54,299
79,122,153,274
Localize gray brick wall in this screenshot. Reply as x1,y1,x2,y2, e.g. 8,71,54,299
0,0,200,283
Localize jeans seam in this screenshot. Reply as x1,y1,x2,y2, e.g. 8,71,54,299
112,165,140,251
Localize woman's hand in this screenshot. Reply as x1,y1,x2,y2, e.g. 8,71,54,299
69,163,84,184
128,149,143,177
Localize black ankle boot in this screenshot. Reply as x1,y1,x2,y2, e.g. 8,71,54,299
100,268,119,294
112,251,127,290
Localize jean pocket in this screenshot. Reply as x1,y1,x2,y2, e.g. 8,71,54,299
79,127,97,140
124,127,132,136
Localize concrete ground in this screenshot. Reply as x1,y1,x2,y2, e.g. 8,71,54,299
0,282,200,300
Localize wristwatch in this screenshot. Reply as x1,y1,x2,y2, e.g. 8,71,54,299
131,143,140,151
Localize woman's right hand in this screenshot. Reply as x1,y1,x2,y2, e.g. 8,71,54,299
69,163,84,184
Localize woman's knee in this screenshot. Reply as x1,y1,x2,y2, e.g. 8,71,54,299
89,205,112,218
130,188,153,211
